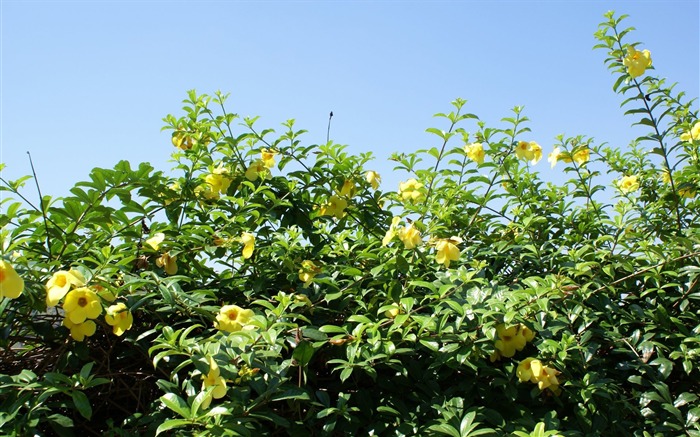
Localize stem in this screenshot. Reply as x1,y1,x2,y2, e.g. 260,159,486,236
27,152,52,258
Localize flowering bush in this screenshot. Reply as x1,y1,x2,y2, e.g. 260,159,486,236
1,12,699,436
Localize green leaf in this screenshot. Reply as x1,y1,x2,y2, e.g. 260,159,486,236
427,423,460,437
156,419,193,435
160,393,191,419
293,340,315,367
71,390,92,420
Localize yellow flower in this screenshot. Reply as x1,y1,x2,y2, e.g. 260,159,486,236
298,260,321,287
680,121,700,142
320,195,348,219
398,178,425,202
384,306,400,319
548,147,561,168
241,232,255,259
105,302,134,336
572,148,590,164
398,223,422,249
529,142,543,165
0,260,24,300
144,232,165,251
46,269,86,307
245,159,270,182
464,142,486,165
156,252,178,275
366,171,381,190
63,318,97,342
261,148,276,168
201,356,228,409
623,46,652,79
517,357,539,383
679,186,697,198
661,169,671,184
515,141,534,161
63,287,102,324
204,167,232,198
435,237,461,268
171,131,194,150
493,323,532,358
617,175,640,193
339,179,356,198
382,216,402,246
215,304,255,332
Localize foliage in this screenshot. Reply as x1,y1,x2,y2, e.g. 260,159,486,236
1,12,699,436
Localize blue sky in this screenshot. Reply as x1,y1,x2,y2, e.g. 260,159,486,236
1,0,698,202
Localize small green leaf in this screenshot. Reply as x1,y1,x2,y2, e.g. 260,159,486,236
71,390,92,420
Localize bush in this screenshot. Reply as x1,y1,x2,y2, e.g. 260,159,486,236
1,12,699,436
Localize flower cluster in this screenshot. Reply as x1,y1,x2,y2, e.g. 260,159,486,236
246,149,277,182
0,260,24,300
680,121,700,143
515,141,543,165
623,46,652,79
548,147,590,168
464,142,485,165
617,175,640,193
490,323,536,361
398,178,425,202
517,357,561,395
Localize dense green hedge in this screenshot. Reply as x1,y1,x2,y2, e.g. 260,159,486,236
1,12,699,436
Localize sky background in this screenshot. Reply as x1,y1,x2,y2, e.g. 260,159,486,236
1,0,699,204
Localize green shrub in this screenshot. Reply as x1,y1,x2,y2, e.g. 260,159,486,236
1,12,698,436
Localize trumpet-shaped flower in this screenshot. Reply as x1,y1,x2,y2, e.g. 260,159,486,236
617,175,640,193
0,260,24,300
515,141,533,162
383,216,402,246
144,233,165,251
241,232,255,259
261,148,276,168
299,260,321,286
63,287,102,324
529,142,543,165
201,356,228,409
46,269,86,306
435,237,462,268
156,252,178,275
366,171,381,190
215,304,255,332
399,178,425,202
680,121,700,142
623,46,652,79
548,147,561,168
105,302,134,336
63,318,97,342
517,358,561,393
171,131,194,150
339,179,356,198
398,223,422,249
204,167,232,198
493,323,535,358
572,148,590,164
245,159,271,182
464,142,486,165
320,195,348,219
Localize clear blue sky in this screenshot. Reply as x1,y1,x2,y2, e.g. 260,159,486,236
2,1,698,202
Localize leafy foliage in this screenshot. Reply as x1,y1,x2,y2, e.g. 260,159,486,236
1,12,699,436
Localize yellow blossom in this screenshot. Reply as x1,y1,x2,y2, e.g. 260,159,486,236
572,148,590,164
518,358,561,393
384,306,400,319
366,171,381,190
679,186,697,198
398,179,425,202
63,287,102,324
105,302,134,336
464,142,486,165
0,260,24,300
245,159,270,182
548,147,561,168
298,260,321,287
201,356,228,409
661,169,671,184
144,232,165,251
156,252,178,275
617,175,640,193
171,131,194,150
680,121,700,142
515,141,534,161
241,232,255,259
623,46,652,79
215,304,255,332
435,237,462,268
339,179,356,197
382,216,402,246
46,269,86,307
493,323,534,358
529,142,543,165
204,167,232,198
398,223,422,249
320,195,348,219
63,318,97,342
261,148,276,168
